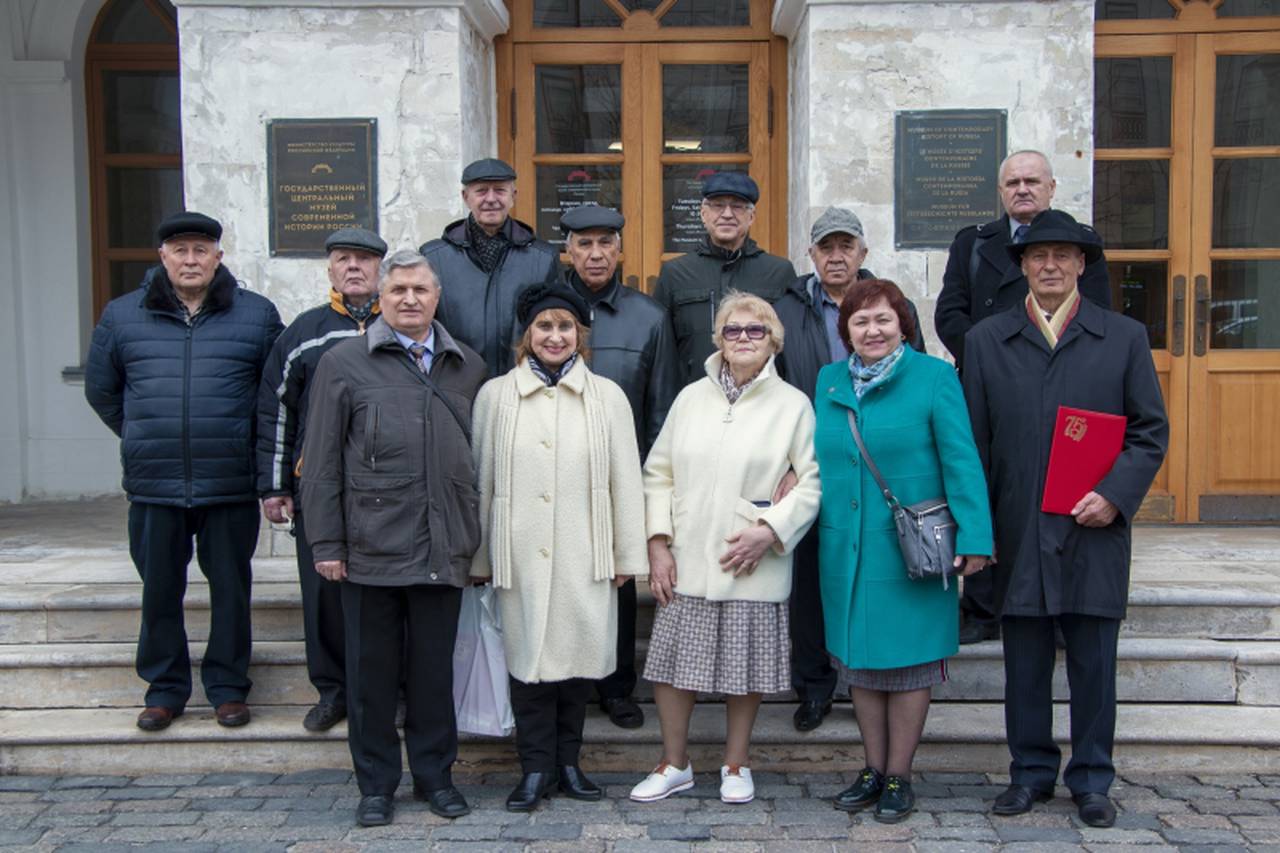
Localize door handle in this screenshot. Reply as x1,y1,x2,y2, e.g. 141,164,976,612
1171,275,1186,357
1193,274,1209,357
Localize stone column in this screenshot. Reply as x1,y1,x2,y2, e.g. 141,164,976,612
173,0,508,320
774,0,1096,349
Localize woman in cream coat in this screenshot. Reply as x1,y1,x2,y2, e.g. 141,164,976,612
471,284,647,812
631,291,821,806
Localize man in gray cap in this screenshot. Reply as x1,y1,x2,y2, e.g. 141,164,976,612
420,157,560,376
558,204,679,728
653,171,796,387
257,226,387,732
86,211,283,732
772,206,928,733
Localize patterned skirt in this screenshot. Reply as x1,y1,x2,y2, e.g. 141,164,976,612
832,655,948,692
643,594,791,695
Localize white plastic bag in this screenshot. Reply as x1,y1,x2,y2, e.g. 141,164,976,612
452,585,515,736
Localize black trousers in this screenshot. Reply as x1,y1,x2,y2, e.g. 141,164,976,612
509,677,592,773
595,579,637,700
1002,614,1121,796
293,512,345,705
127,500,259,710
789,527,837,702
961,565,999,627
342,581,462,795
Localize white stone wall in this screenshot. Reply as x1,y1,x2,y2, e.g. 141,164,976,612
783,0,1096,352
177,4,500,322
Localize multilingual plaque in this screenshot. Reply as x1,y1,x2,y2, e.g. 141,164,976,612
268,119,377,257
894,110,1006,249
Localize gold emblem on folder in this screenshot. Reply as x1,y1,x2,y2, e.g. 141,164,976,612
1064,415,1088,442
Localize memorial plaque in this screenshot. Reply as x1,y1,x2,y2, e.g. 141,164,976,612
894,110,1006,249
268,119,377,257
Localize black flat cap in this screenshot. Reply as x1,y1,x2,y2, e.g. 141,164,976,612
1007,209,1104,266
517,283,592,330
702,172,759,204
157,211,222,244
560,204,625,234
324,227,387,257
461,158,517,185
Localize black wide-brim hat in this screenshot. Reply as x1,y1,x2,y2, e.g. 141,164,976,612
517,283,592,330
1006,209,1105,266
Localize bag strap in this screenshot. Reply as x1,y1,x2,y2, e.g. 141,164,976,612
397,355,472,446
846,409,900,510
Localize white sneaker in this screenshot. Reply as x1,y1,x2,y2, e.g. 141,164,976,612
719,765,754,804
629,762,694,802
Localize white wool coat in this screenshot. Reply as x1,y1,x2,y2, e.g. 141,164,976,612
644,353,821,603
471,358,648,683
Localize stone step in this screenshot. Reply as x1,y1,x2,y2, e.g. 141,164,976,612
3,702,1279,776
3,637,1278,709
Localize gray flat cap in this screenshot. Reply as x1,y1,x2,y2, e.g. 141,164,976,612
461,158,517,185
810,207,864,245
324,227,387,257
560,204,625,234
702,171,759,204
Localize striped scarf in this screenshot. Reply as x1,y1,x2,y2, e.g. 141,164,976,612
1026,288,1081,348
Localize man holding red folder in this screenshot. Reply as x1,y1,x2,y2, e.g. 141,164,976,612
961,209,1168,828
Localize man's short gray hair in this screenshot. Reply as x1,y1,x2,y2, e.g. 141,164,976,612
378,249,437,289
999,149,1054,179
564,230,622,249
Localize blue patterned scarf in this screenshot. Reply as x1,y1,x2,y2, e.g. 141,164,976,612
848,342,905,399
529,353,579,387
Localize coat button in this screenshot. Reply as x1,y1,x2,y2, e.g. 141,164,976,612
985,298,994,306
542,439,552,448
851,456,859,466
850,499,859,510
429,572,438,580
539,547,550,558
541,492,552,502
544,388,555,398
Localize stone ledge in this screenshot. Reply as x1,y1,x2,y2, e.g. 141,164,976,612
171,0,510,41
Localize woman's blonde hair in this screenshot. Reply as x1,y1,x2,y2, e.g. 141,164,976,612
711,291,784,354
514,307,592,363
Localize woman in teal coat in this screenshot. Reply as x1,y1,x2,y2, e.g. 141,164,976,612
814,279,992,823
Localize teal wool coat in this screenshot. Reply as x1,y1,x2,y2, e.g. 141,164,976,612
814,347,993,671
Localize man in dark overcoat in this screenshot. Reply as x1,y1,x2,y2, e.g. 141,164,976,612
937,150,1112,645
961,209,1167,829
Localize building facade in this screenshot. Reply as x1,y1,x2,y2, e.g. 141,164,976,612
0,0,1276,522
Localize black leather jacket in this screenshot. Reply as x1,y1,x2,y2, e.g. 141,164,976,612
566,271,679,457
420,216,560,377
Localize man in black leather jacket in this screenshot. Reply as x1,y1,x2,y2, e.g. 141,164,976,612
558,204,679,730
419,158,560,376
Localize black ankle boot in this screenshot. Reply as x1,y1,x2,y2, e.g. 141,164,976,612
557,765,602,801
506,771,557,812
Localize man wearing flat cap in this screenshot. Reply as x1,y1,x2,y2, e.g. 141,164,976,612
86,211,283,732
961,209,1167,829
420,157,560,377
257,226,387,733
557,204,679,729
654,172,796,387
771,206,928,734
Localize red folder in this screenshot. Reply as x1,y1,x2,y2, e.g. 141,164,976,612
1041,406,1127,515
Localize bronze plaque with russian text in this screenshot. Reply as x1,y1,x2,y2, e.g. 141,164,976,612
894,110,1006,249
268,119,377,257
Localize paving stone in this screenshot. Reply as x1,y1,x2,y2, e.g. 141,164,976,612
349,823,434,841
1155,784,1240,800
1000,844,1090,853
282,809,353,826
580,821,648,841
110,810,202,827
936,812,995,827
276,769,352,786
0,777,54,792
1160,827,1248,844
1233,815,1280,829
1172,846,1253,853
689,843,763,853
760,843,838,853
239,784,314,799
197,811,289,828
0,829,43,845
995,824,1084,843
112,797,190,812
103,825,208,842
1199,798,1279,816
100,786,179,800
650,823,711,841
689,806,769,825
52,776,131,790
913,825,1001,842
1159,813,1235,829
38,787,106,802
255,796,336,811
0,792,38,806
0,805,43,829
199,772,279,787
211,844,290,853
500,822,583,841
189,797,265,812
921,773,989,785
1240,827,1280,845
612,842,691,852
1082,846,1177,852
1112,812,1164,831
1078,827,1165,844
29,810,112,828
132,774,206,787
710,824,776,841
429,822,505,841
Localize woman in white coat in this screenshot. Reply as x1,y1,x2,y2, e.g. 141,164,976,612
631,291,821,806
471,284,647,812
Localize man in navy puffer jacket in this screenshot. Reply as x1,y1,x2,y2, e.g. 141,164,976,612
86,211,283,732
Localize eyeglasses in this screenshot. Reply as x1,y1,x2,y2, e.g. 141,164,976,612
703,200,753,216
722,323,769,341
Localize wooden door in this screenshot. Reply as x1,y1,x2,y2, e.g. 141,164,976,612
1097,10,1280,521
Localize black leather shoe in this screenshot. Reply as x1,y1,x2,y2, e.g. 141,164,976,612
959,618,1000,645
557,765,603,801
506,772,557,812
873,775,916,823
355,794,394,827
136,706,181,732
302,702,346,732
214,701,251,728
992,783,1054,816
1073,792,1116,828
833,767,884,812
600,697,645,729
413,784,471,819
793,699,833,732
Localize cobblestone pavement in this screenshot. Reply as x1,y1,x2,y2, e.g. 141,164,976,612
1,769,1278,851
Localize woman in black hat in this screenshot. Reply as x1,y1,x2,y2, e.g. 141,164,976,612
470,284,648,811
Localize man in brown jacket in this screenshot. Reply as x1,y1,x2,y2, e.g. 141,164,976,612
300,249,487,828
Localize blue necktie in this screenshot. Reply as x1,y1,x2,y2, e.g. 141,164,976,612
409,343,428,373
1013,224,1030,243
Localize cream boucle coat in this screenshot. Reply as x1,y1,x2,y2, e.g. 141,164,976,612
644,354,821,603
472,358,647,684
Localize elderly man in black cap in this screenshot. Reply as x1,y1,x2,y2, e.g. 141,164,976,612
257,226,387,733
653,172,796,387
86,211,283,732
557,204,679,729
962,209,1167,829
420,157,560,376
